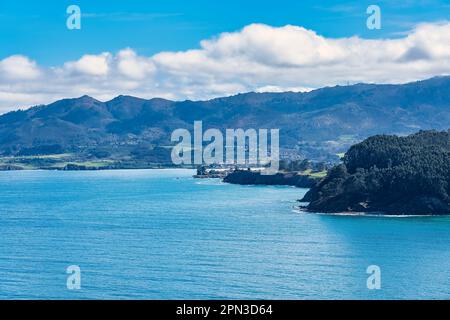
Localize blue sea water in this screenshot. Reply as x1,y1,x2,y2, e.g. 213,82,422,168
0,169,449,300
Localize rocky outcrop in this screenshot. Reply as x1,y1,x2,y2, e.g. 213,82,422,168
223,170,319,188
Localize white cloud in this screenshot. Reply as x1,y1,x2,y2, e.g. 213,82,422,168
63,53,111,76
0,22,449,113
255,85,314,93
0,55,41,80
116,48,155,79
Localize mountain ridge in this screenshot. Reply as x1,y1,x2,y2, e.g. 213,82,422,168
7,75,450,113
0,76,449,164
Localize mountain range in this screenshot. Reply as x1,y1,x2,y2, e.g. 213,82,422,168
0,76,449,167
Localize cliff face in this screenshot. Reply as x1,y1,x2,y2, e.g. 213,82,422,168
301,130,450,215
223,170,318,188
303,186,450,215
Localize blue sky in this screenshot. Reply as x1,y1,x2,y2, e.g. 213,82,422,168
0,0,449,111
1,0,449,66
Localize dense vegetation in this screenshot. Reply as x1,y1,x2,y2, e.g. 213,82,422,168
223,170,320,188
219,159,328,187
301,130,450,215
279,159,329,172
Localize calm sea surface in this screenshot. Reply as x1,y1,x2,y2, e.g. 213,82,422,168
0,169,449,299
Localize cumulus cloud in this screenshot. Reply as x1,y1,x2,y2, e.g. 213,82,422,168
0,22,449,113
63,52,111,76
116,48,155,79
0,55,41,80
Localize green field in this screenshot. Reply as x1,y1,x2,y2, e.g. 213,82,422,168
297,169,327,178
0,154,116,170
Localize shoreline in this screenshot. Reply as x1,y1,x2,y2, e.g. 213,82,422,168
294,205,449,218
0,167,197,173
0,165,196,172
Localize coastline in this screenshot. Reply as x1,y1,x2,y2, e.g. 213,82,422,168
3,165,448,217
0,163,196,171
293,205,443,218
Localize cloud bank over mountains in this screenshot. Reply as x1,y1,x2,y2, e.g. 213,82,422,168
0,22,449,113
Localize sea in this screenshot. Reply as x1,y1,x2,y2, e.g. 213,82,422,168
0,169,449,299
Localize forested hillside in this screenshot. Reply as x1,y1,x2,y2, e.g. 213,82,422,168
301,130,450,215
0,76,449,168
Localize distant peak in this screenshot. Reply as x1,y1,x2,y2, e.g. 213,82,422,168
106,95,174,104
108,95,144,103
77,95,97,101
45,95,101,107
63,95,101,104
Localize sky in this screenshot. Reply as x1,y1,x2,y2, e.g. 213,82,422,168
0,0,449,112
